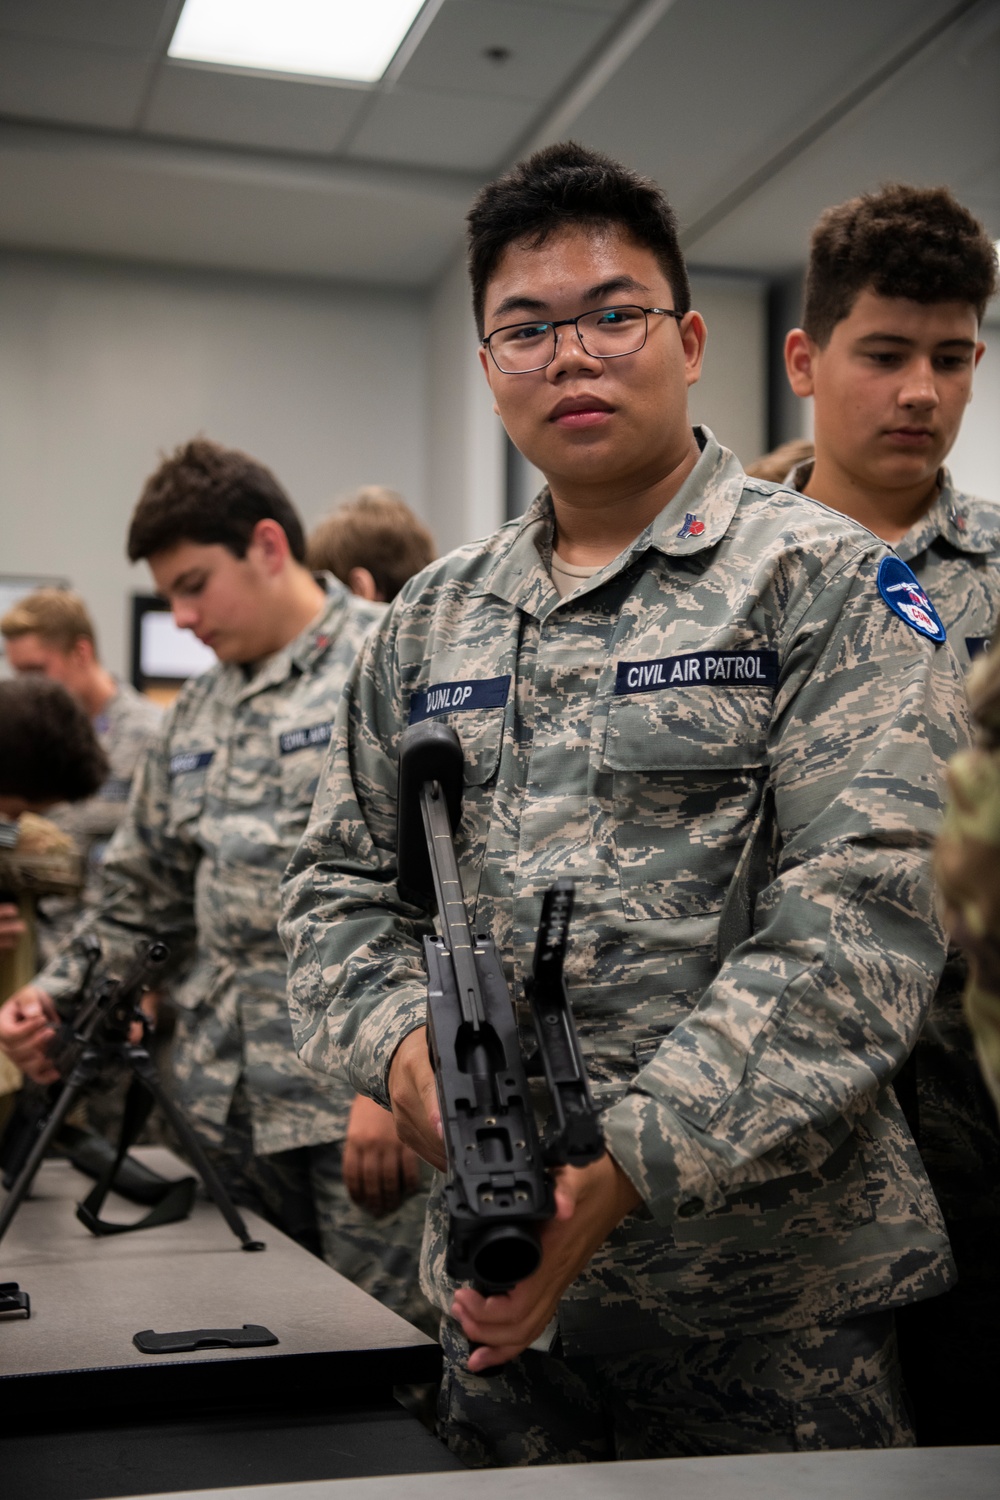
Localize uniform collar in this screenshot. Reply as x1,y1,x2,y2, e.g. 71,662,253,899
482,426,741,615
788,459,996,560
230,576,354,701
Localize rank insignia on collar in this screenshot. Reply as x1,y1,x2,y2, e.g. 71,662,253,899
677,512,706,539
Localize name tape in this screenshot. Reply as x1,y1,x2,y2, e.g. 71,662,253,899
168,750,214,776
615,651,778,694
279,722,332,756
409,675,510,724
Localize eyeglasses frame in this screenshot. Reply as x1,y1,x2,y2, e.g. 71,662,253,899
481,304,684,374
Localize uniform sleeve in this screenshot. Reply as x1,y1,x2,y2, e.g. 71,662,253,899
603,545,973,1224
35,706,198,1008
281,609,433,1109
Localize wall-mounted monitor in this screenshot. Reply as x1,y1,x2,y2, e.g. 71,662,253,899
131,595,216,704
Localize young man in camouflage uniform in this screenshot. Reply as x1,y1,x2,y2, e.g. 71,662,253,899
0,440,430,1325
1,590,162,963
783,187,999,1444
280,145,970,1462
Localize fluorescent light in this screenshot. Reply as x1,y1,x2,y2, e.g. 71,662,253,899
169,0,427,83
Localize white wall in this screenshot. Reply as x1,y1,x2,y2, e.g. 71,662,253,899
687,274,768,469
948,311,1000,502
0,252,427,677
425,252,506,552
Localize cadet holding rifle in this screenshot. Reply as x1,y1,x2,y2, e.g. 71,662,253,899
280,144,970,1463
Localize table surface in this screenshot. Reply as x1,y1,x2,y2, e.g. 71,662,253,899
125,1445,1000,1500
0,1147,439,1414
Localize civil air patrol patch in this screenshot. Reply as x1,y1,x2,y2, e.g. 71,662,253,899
877,557,946,643
615,650,778,693
677,512,706,539
168,750,214,775
279,722,332,755
409,675,510,724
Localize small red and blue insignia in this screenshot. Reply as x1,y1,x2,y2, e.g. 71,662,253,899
677,512,706,539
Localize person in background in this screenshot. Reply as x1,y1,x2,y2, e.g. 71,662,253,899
0,440,432,1335
1,589,161,963
744,437,815,485
0,677,106,1124
937,632,1000,1113
281,143,969,1464
307,486,436,604
782,182,999,1446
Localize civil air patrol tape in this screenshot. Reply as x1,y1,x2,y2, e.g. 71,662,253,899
409,675,510,723
615,650,778,694
279,722,332,755
877,557,946,643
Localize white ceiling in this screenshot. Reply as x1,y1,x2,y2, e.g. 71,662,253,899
0,0,996,287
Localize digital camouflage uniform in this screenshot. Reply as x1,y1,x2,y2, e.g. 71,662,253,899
37,680,163,964
792,460,1000,1445
35,582,432,1325
282,430,970,1461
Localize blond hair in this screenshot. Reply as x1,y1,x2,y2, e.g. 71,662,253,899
1,589,96,655
308,487,436,602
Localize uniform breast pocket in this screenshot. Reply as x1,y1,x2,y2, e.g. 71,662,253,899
426,707,505,895
165,750,213,837
602,689,771,922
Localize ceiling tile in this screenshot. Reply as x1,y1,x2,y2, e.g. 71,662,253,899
144,64,369,156
396,0,618,101
0,37,152,129
346,86,535,171
0,125,474,286
0,0,171,52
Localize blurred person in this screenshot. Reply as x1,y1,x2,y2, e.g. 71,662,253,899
0,677,105,1121
2,589,161,961
307,486,436,603
937,633,1000,1114
784,182,1000,1445
744,437,814,484
0,440,433,1334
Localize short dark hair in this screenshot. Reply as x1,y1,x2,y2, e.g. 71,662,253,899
467,141,691,337
803,183,998,346
0,678,108,804
307,487,436,602
128,438,306,564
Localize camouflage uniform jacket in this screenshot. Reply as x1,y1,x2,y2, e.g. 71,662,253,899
792,458,1000,1219
281,430,970,1354
791,461,1000,670
38,582,379,1155
39,681,162,958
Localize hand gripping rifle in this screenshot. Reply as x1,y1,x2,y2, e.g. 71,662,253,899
396,719,603,1295
0,935,264,1253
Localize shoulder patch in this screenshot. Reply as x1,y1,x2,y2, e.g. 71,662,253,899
877,556,946,643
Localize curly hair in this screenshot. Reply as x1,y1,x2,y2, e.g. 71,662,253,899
467,141,690,338
128,438,306,564
0,678,108,804
803,183,998,345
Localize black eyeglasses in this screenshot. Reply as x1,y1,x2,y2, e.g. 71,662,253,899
481,304,682,374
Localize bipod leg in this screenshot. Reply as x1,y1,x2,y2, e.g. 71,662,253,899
0,1066,90,1248
125,1047,265,1252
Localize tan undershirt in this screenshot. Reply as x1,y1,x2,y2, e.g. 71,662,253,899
550,552,602,598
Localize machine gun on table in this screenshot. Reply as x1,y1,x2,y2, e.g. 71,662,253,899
0,935,264,1254
396,719,603,1295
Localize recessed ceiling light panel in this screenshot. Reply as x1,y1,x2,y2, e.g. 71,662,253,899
169,0,428,83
